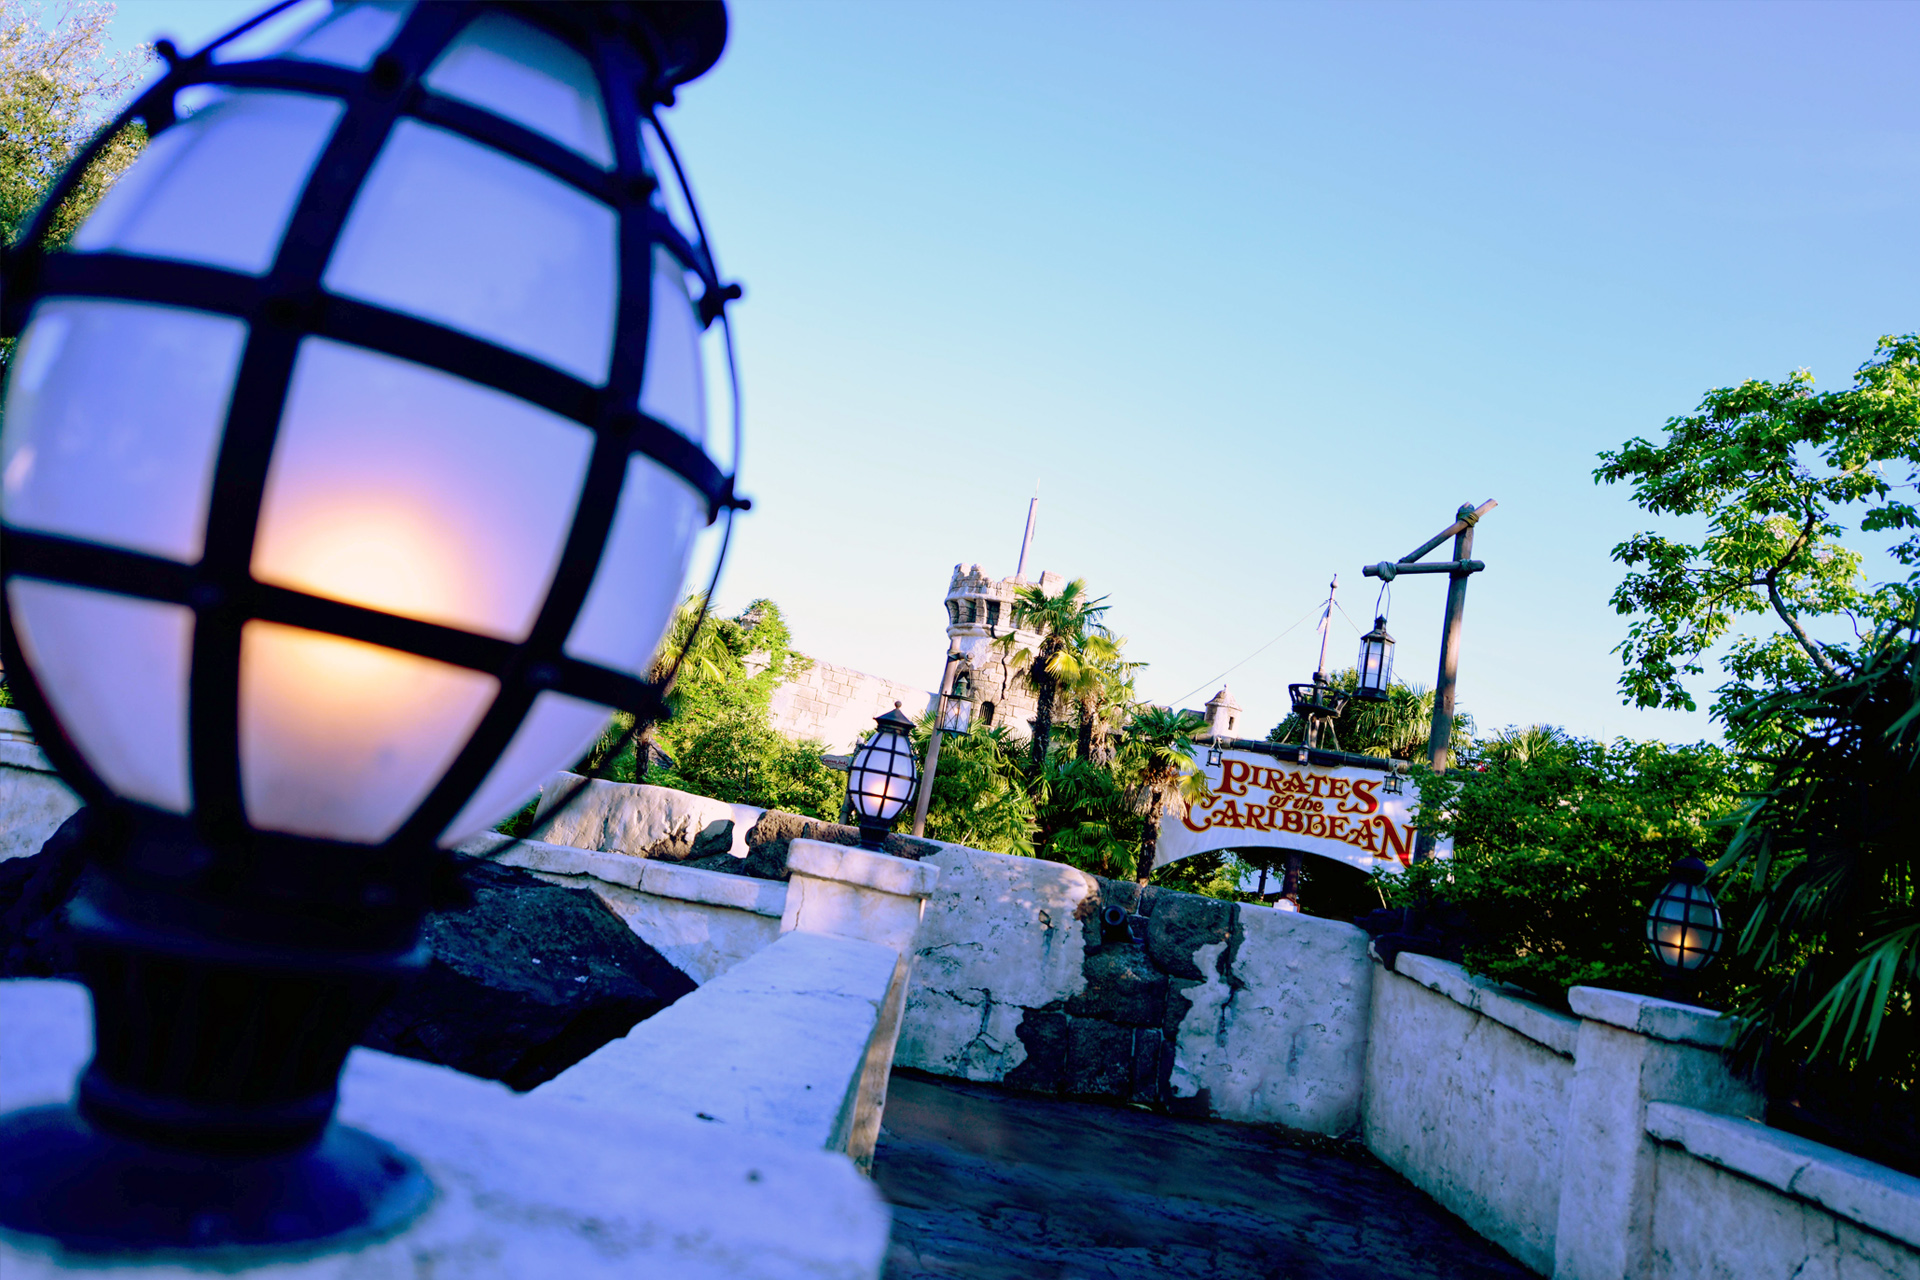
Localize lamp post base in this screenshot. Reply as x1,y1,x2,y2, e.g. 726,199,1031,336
0,1104,431,1258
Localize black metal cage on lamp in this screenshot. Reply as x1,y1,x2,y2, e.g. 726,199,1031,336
0,0,739,1255
1646,857,1725,980
847,703,919,850
1355,616,1395,702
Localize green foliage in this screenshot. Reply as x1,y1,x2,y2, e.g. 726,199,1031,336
1720,633,1919,1086
1595,335,1920,753
1033,753,1144,879
1383,729,1757,1005
649,707,843,819
911,719,1035,855
994,578,1111,769
1267,668,1474,762
565,597,842,820
1,2,151,378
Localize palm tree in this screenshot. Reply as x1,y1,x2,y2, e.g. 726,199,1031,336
1266,668,1474,762
1056,632,1139,763
993,578,1111,770
1124,705,1209,884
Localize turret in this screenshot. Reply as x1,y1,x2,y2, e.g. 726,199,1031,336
1204,687,1242,738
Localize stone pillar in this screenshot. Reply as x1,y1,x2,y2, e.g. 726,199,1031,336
1553,987,1764,1280
781,839,940,1172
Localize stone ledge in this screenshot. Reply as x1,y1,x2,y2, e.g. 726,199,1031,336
1646,1101,1920,1250
1393,953,1579,1057
459,832,787,918
0,979,890,1279
0,739,55,774
1569,984,1737,1049
536,929,899,1152
788,838,941,899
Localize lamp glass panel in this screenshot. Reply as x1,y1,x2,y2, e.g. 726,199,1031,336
849,730,916,822
1649,883,1722,971
282,1,409,69
2,301,245,563
323,120,618,384
238,621,497,842
7,581,193,813
440,691,611,845
423,12,614,168
253,340,593,640
71,90,344,276
564,456,702,675
639,247,707,441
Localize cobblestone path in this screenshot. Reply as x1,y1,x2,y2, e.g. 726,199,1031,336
872,1071,1536,1280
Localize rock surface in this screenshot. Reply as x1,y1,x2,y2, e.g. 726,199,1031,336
360,856,697,1090
0,807,96,979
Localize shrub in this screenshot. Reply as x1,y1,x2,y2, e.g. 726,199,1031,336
1383,730,1756,1006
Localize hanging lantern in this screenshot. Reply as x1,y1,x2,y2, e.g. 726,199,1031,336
939,669,974,736
1646,857,1725,976
846,703,919,849
0,0,738,1254
1355,616,1395,702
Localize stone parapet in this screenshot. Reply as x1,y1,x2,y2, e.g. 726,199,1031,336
0,978,890,1279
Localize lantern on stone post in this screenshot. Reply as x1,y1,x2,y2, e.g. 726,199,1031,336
847,703,919,850
1646,857,1725,998
0,0,740,1254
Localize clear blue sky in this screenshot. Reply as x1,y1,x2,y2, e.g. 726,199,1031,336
107,0,1920,745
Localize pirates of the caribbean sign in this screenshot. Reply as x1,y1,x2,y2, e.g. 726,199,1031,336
1155,748,1442,874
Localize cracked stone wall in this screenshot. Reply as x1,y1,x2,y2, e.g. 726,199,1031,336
1648,1141,1920,1280
893,843,1374,1135
1362,963,1573,1273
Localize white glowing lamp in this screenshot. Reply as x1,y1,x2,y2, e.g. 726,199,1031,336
0,1,736,851
847,703,920,848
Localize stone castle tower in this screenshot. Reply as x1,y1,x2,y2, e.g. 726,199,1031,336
942,562,1065,735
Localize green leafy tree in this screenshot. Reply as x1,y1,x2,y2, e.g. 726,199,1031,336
1267,668,1474,762
649,708,842,819
1595,335,1920,753
1123,705,1208,884
993,578,1111,770
1384,730,1756,1005
570,597,842,818
1720,632,1918,1088
911,718,1035,855
1,1,151,378
1059,631,1137,763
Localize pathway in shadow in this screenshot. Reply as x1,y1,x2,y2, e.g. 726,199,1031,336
873,1070,1536,1280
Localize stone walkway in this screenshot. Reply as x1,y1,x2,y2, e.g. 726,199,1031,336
872,1071,1536,1280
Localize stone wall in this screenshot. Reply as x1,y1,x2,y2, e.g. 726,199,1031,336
0,710,78,865
763,660,938,753
895,844,1374,1134
1367,954,1920,1280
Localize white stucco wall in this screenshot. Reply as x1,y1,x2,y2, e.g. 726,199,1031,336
765,661,938,754
894,844,1095,1082
1362,956,1578,1273
1171,905,1373,1135
1646,1105,1920,1280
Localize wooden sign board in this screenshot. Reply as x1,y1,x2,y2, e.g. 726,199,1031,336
1154,748,1443,875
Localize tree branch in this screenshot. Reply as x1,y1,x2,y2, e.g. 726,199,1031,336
1767,579,1842,680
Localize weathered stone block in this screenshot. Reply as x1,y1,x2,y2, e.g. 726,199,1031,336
1131,1026,1167,1105
1147,893,1235,979
1003,1005,1068,1093
1064,1017,1134,1099
1066,945,1167,1026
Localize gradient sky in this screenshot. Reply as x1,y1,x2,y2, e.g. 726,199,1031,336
105,0,1920,745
